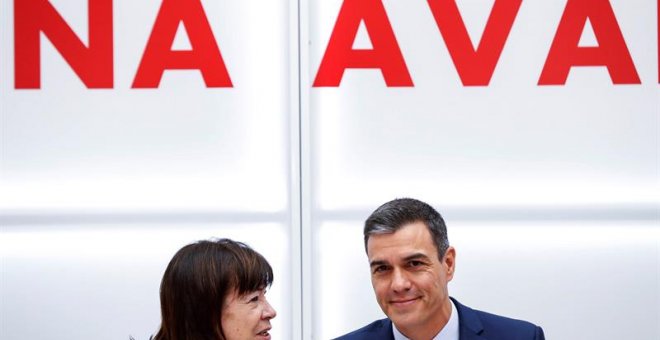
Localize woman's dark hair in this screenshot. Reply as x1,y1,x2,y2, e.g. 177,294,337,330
153,238,273,340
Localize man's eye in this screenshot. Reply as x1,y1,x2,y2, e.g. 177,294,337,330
249,295,259,303
409,260,423,267
373,266,388,273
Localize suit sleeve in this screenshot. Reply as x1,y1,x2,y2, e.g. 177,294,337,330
534,326,545,340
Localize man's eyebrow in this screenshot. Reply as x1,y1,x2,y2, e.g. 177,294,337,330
369,253,431,267
369,259,389,268
402,253,431,262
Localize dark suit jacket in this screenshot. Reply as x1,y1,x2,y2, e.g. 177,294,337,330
333,298,545,340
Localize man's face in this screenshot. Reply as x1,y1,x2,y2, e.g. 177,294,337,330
367,221,455,335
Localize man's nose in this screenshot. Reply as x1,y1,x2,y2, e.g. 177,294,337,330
391,268,411,292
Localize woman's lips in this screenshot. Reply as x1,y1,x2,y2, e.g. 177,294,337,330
257,326,272,339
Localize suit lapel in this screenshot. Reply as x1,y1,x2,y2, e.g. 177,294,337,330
380,299,491,340
375,319,395,340
452,298,488,340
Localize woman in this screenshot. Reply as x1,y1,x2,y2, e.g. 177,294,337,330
153,238,277,340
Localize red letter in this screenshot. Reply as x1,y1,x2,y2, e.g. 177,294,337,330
539,0,640,85
14,0,113,89
132,0,232,88
428,0,522,86
313,0,412,87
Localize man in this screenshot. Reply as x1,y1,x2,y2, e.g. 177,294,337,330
335,198,545,340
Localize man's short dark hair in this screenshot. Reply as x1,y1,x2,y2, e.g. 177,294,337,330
364,198,449,259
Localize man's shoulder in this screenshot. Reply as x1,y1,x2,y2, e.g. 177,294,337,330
472,308,541,332
332,318,393,340
454,298,545,340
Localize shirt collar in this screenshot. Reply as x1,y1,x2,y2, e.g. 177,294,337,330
392,299,460,340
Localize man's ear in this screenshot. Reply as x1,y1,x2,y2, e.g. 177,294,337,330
443,246,456,280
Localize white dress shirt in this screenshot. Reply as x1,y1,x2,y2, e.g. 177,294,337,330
392,299,460,340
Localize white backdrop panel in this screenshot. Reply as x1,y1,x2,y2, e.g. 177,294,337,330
1,0,291,212
309,0,658,210
1,223,291,340
1,1,294,339
309,0,659,339
316,220,659,340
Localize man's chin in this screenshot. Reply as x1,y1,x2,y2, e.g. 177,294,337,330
390,315,422,338
388,309,421,329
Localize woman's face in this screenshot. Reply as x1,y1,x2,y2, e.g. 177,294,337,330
221,288,277,340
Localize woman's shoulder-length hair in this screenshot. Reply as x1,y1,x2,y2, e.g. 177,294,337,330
153,238,273,340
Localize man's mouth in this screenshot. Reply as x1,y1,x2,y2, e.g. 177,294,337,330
390,297,420,306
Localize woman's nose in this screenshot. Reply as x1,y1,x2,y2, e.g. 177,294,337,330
262,299,277,319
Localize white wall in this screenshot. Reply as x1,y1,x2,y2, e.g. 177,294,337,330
308,0,658,338
1,0,296,339
1,0,658,339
